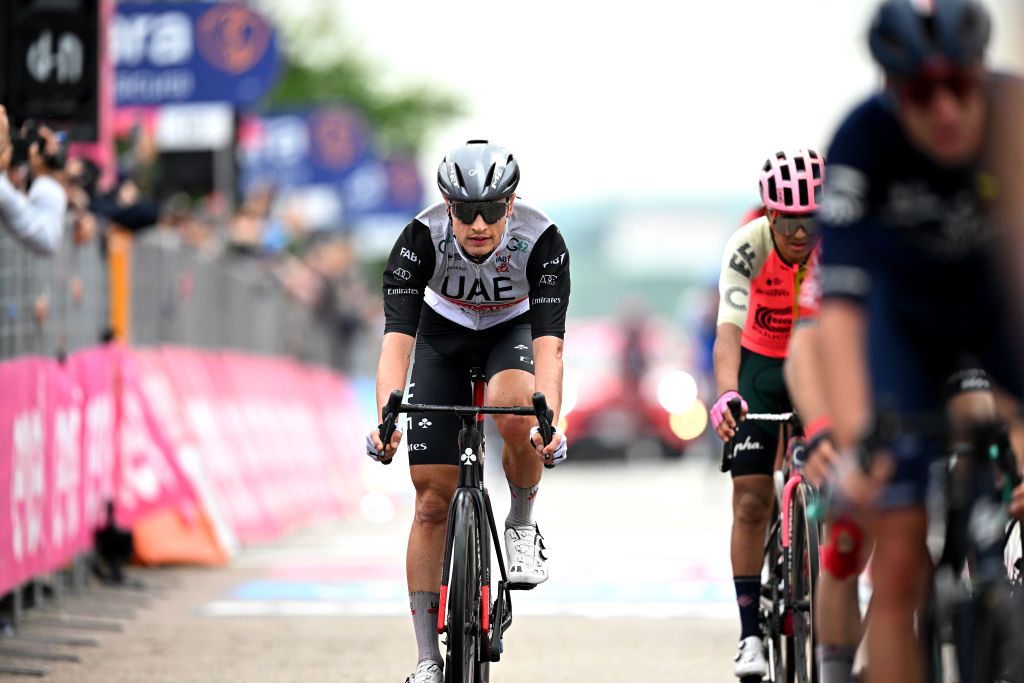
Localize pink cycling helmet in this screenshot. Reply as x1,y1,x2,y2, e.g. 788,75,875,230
759,149,825,215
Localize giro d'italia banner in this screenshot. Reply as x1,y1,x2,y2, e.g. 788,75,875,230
113,1,279,106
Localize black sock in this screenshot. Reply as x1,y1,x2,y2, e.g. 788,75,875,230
734,575,760,639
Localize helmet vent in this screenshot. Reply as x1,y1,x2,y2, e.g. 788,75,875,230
798,178,809,207
781,165,791,181
767,176,778,202
454,164,466,190
484,163,496,188
783,187,794,206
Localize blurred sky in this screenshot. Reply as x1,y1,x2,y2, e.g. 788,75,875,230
259,0,1024,207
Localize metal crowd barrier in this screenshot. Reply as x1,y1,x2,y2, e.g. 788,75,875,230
0,224,346,367
128,231,336,364
0,222,109,363
1,221,355,676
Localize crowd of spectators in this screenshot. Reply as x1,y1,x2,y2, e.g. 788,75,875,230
0,106,380,374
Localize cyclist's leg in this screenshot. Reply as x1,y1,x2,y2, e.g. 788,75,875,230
483,325,549,584
406,338,470,670
483,325,539,497
730,350,788,646
862,312,945,683
817,515,869,683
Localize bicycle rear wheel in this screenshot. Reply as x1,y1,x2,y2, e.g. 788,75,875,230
446,496,482,683
973,581,1024,683
787,483,819,683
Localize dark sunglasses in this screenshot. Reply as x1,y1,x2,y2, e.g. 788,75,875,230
897,71,980,108
449,200,509,225
769,211,818,237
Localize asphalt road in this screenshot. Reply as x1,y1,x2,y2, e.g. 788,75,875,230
1,450,742,682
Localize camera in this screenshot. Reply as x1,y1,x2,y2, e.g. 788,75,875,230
10,119,66,170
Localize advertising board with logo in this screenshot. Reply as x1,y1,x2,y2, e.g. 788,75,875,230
114,2,279,106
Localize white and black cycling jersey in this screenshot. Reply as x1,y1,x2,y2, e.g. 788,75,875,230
383,199,570,340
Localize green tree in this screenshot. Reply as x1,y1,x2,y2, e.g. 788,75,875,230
256,1,462,155
267,57,462,155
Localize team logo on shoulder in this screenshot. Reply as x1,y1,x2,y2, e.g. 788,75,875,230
729,243,755,278
392,268,412,281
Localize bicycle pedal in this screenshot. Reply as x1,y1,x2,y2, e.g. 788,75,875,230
507,582,536,591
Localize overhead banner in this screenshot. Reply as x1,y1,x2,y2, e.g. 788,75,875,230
114,1,279,106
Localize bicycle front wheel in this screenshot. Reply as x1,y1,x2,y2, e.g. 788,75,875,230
446,495,482,683
787,483,819,683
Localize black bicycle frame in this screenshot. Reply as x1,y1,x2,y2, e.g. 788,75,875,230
377,373,553,664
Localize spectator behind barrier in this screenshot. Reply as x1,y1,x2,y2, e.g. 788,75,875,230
0,105,68,255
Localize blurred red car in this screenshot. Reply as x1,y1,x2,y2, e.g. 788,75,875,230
560,317,708,460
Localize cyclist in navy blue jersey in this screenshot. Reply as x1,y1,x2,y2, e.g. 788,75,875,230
817,1,1024,680
365,140,570,683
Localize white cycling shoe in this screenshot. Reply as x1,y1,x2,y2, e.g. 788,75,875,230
504,524,548,585
405,660,442,683
733,635,767,679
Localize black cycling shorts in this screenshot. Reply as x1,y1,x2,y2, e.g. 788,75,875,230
405,323,535,466
730,348,793,478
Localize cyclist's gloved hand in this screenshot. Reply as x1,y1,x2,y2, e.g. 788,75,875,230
366,427,403,463
530,425,567,467
711,390,747,442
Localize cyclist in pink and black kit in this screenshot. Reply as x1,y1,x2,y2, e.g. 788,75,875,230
711,149,824,679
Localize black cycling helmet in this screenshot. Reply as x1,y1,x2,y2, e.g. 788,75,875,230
868,0,990,79
436,140,520,201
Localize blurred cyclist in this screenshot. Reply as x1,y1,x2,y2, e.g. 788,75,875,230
711,149,824,679
817,0,1024,680
365,140,571,683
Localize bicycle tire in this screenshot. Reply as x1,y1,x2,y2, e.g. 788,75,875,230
787,484,819,683
446,496,482,683
762,513,787,683
973,581,1024,683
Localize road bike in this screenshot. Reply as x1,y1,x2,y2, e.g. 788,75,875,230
378,370,554,683
722,400,818,683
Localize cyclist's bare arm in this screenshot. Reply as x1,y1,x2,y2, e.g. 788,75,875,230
532,335,564,456
533,335,563,422
371,331,415,455
785,323,840,486
713,323,743,439
784,324,828,424
713,225,757,439
819,301,871,450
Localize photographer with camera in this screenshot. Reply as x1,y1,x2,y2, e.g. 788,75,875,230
0,104,68,255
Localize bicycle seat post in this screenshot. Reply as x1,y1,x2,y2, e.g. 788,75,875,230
471,367,486,424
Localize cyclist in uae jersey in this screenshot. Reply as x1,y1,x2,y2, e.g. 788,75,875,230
815,1,1024,680
365,140,570,683
710,149,824,679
